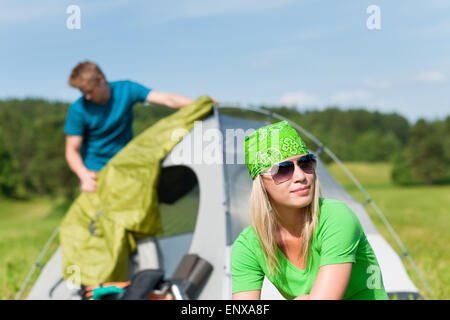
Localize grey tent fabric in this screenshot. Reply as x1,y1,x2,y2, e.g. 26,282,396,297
27,248,81,300
25,109,420,300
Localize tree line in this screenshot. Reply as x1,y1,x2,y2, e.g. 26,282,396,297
0,99,448,199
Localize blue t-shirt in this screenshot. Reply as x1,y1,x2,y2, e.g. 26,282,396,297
64,80,151,171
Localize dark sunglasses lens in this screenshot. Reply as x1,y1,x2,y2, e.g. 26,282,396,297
272,161,294,184
298,154,316,173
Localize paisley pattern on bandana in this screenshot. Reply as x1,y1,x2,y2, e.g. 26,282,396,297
281,136,300,154
245,120,309,180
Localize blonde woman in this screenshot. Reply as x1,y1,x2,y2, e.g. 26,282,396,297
231,120,388,300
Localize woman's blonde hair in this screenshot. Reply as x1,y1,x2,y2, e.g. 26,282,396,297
250,172,321,276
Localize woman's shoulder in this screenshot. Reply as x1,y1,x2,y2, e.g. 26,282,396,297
319,198,355,216
319,197,348,208
235,225,258,242
233,226,262,250
317,198,361,230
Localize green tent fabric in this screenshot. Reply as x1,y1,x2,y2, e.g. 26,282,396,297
60,95,214,286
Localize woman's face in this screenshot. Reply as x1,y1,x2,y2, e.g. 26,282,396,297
261,154,316,210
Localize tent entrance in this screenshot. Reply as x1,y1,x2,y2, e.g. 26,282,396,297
129,165,200,280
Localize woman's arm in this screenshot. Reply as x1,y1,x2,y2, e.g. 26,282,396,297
295,263,352,300
232,290,261,300
298,202,362,300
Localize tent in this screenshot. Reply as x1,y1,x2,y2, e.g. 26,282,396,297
22,105,425,300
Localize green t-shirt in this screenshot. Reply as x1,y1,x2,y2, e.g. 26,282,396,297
231,198,388,300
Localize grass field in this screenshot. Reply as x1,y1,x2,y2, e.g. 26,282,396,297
0,196,70,300
0,162,448,300
326,162,449,300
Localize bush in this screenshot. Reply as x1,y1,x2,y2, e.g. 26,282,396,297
392,118,450,186
391,151,413,186
0,128,19,196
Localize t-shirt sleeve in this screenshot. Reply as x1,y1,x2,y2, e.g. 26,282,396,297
128,80,152,104
318,202,363,267
230,234,265,294
64,104,84,136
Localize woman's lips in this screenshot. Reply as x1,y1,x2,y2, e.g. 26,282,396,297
291,187,310,195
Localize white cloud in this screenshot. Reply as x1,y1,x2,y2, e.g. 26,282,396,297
330,90,373,105
361,78,391,89
277,89,427,121
280,89,378,109
280,91,320,107
415,71,447,83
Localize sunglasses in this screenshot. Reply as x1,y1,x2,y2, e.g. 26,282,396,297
261,154,317,185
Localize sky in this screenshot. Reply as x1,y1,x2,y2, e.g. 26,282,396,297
1,0,450,123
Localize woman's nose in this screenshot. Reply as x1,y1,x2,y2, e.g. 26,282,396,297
292,163,307,182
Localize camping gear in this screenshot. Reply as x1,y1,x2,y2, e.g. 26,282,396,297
82,281,130,300
80,256,208,300
21,104,430,300
80,269,165,300
59,95,214,286
121,269,165,300
170,254,213,299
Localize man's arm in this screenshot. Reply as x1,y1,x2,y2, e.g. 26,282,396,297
295,263,352,300
146,90,193,109
65,135,97,192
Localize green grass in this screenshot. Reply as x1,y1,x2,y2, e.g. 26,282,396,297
1,162,448,300
0,187,200,300
158,185,200,237
326,162,450,300
0,196,70,300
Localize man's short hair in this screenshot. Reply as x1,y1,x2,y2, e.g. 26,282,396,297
69,61,105,89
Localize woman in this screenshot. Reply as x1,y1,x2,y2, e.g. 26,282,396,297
231,120,388,300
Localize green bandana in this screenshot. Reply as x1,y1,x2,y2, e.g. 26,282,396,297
245,120,309,180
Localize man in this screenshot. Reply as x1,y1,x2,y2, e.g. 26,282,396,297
64,61,194,193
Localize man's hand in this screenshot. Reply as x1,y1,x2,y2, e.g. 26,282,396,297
66,135,98,193
80,170,98,193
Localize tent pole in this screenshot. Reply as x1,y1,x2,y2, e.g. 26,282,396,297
369,202,434,297
15,227,60,300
